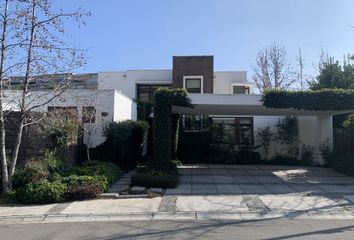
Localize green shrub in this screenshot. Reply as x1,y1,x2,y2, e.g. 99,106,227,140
18,180,67,204
132,167,179,188
65,183,102,201
270,155,310,166
262,89,354,111
300,144,314,164
332,152,354,176
343,113,354,136
13,161,50,189
91,121,149,170
209,144,238,164
65,161,121,186
319,139,335,167
61,175,107,192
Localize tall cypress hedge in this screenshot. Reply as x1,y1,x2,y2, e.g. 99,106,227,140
153,88,192,170
262,89,354,111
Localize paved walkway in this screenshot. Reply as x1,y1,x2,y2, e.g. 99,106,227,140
1,164,354,223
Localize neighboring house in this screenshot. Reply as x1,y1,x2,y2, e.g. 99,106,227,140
4,56,350,162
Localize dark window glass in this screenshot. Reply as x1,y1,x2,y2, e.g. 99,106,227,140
185,78,201,93
82,106,96,123
233,86,250,94
137,85,171,102
212,117,253,144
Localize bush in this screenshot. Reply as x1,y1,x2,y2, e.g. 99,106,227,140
319,139,335,167
65,161,121,186
13,161,50,189
61,175,107,192
91,121,149,170
332,152,354,176
343,113,354,136
300,144,314,165
18,180,67,204
65,183,102,201
209,144,238,164
131,167,179,188
270,155,310,166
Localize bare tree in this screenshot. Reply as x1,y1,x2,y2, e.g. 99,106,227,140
294,49,307,90
252,43,294,92
0,0,89,192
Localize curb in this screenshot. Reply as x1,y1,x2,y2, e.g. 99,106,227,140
1,210,354,223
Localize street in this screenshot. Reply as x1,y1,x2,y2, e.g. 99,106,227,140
1,220,354,240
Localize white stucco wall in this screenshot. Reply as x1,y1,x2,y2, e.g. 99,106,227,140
3,89,137,148
213,71,249,94
98,70,172,99
114,91,137,122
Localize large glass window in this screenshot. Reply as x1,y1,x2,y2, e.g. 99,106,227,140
212,117,253,144
184,77,202,93
137,84,171,102
233,86,250,94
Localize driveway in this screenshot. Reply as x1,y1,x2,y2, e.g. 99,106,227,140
166,164,354,195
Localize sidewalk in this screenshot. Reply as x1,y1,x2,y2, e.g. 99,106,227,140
1,193,354,223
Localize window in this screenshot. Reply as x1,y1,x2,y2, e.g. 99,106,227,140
236,118,253,144
183,76,203,93
233,85,250,94
82,106,96,123
137,84,171,102
48,106,78,122
212,117,253,144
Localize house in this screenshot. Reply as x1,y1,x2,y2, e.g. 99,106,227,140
4,56,351,163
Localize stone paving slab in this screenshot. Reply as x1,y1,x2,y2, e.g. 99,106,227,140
176,196,248,212
61,198,162,214
0,203,57,216
192,184,218,194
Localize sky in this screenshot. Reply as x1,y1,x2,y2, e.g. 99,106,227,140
59,0,354,79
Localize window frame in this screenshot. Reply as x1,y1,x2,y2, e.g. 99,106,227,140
82,106,96,123
136,84,172,102
231,84,251,94
183,76,204,94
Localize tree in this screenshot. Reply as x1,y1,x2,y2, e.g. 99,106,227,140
309,55,354,90
276,116,299,157
0,0,89,192
252,43,294,92
256,125,273,161
294,49,307,90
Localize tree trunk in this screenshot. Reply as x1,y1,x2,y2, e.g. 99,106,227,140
8,0,36,189
0,0,9,193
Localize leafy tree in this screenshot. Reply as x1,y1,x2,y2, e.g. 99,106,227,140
276,116,299,157
343,113,354,136
257,125,273,161
310,56,354,90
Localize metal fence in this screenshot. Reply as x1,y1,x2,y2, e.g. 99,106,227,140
334,129,354,154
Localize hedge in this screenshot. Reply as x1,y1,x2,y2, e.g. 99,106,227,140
91,120,149,170
262,89,354,111
131,167,179,188
153,88,192,170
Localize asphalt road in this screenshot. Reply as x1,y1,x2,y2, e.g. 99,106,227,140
1,219,354,240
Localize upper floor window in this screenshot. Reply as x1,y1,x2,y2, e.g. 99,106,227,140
183,76,203,93
233,85,250,94
137,84,171,102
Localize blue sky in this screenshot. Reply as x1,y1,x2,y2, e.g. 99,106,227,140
60,0,354,79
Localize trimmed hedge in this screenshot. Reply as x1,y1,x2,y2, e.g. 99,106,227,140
131,167,179,188
332,152,354,176
262,89,354,111
153,88,192,170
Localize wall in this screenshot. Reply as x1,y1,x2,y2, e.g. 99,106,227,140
213,71,248,94
172,56,214,93
3,89,118,148
114,91,137,122
98,70,172,99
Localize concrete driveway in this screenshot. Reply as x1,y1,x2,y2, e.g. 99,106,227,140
166,164,354,195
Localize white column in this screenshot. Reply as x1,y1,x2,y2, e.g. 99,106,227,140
314,115,333,164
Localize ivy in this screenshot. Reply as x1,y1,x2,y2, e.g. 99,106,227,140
262,89,354,111
153,88,192,170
